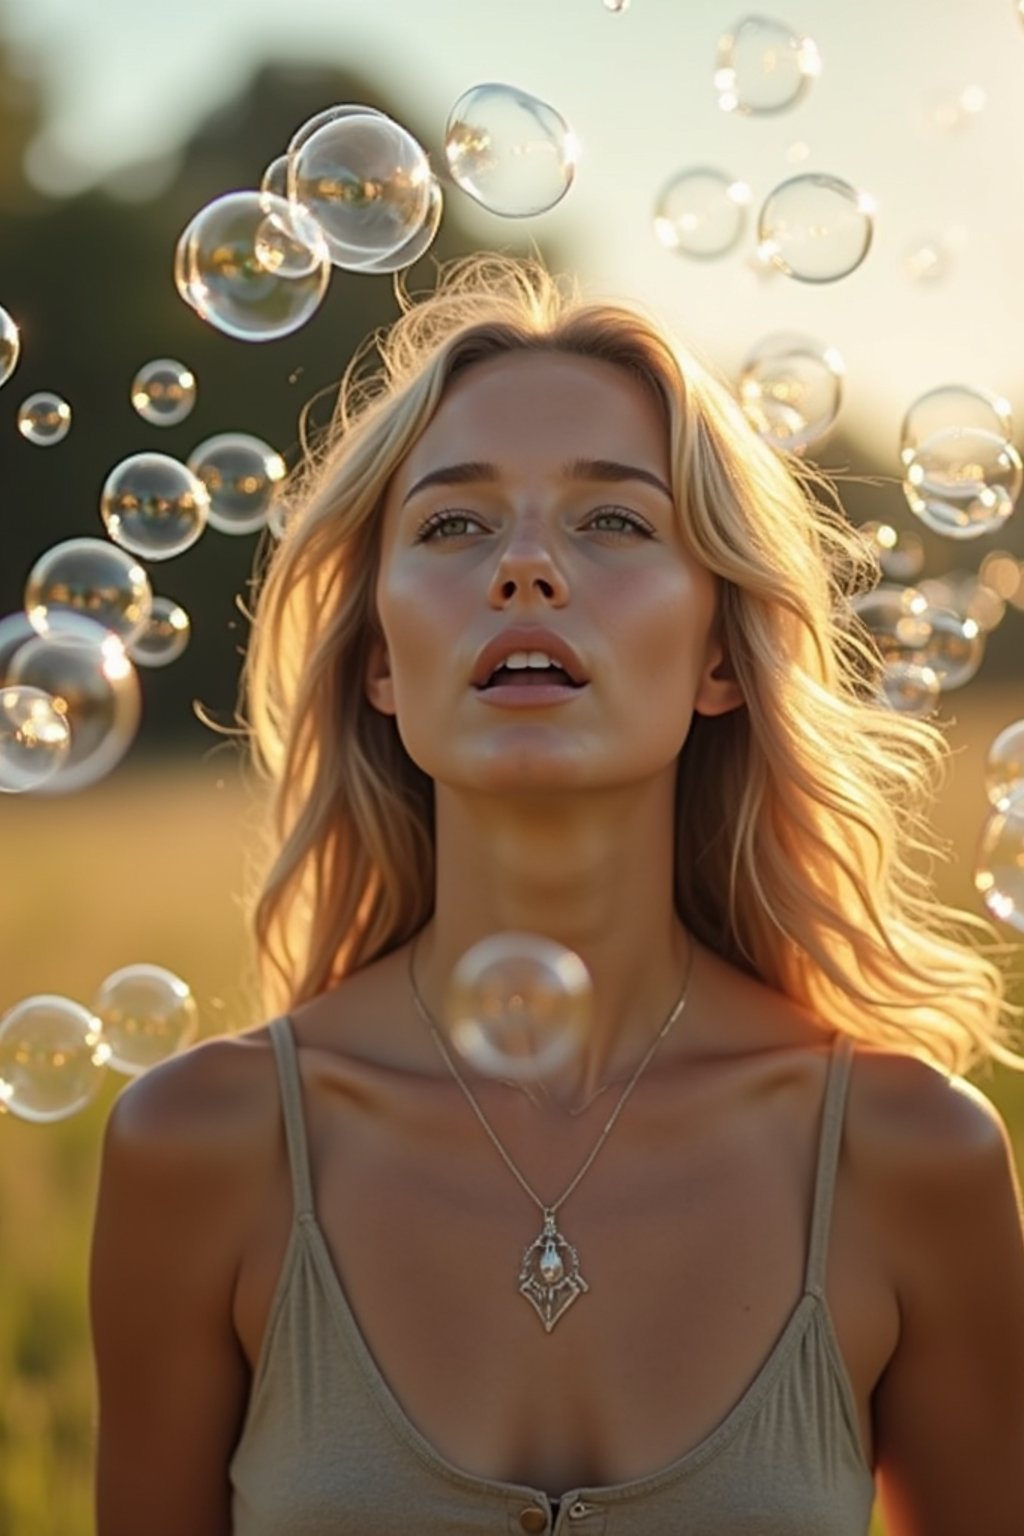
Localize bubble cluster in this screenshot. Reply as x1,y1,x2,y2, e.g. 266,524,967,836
444,83,577,218
92,963,199,1075
186,433,286,536
131,358,197,426
715,17,821,114
101,451,211,560
0,685,71,793
653,169,750,259
24,537,153,647
757,174,874,282
17,391,71,446
0,995,110,1123
738,333,843,452
902,427,1022,539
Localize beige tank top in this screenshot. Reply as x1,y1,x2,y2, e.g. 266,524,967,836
229,1017,876,1534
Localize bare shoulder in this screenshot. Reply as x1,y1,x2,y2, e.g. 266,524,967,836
105,1026,278,1149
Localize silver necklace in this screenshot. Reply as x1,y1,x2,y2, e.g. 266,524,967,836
407,935,695,1333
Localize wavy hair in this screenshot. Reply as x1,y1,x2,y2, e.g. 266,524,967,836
242,252,1023,1079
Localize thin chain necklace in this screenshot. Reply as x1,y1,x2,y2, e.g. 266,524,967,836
407,934,695,1332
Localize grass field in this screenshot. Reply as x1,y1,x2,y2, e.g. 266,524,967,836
1,691,1023,1535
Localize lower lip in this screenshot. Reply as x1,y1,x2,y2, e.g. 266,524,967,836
473,682,588,706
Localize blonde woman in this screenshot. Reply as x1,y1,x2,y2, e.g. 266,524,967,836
90,255,1024,1535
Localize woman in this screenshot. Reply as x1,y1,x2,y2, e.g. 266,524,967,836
90,254,1024,1535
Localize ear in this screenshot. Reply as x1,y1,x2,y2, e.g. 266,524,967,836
693,639,745,719
364,629,397,716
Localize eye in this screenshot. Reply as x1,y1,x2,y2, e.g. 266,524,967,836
413,509,488,542
586,506,656,538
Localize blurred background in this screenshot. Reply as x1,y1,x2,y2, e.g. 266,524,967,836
0,1,1022,1530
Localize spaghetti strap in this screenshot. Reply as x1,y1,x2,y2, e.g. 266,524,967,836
804,1033,855,1298
267,1015,315,1222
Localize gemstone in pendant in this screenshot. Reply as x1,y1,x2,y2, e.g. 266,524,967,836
539,1242,564,1283
519,1216,589,1332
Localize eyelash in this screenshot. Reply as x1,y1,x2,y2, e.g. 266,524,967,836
412,506,656,543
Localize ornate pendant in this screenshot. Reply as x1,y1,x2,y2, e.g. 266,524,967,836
518,1208,589,1332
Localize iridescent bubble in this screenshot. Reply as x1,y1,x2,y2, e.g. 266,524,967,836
0,685,71,793
444,83,578,218
975,793,1024,933
127,596,191,669
985,721,1024,811
288,103,388,158
856,522,925,582
444,932,591,1084
186,433,286,536
653,169,750,259
177,191,330,342
100,451,210,560
25,537,152,647
17,390,71,445
899,385,1013,466
878,661,940,717
0,995,110,1123
913,608,984,690
852,584,932,661
7,619,141,794
0,305,21,387
289,112,431,267
757,174,874,283
738,332,843,452
715,16,821,114
92,964,199,1075
356,176,445,274
903,427,1022,539
131,358,197,427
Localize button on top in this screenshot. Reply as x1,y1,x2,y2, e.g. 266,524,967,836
519,1506,548,1534
567,1500,594,1519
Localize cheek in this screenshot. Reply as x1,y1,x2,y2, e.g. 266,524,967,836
603,566,715,696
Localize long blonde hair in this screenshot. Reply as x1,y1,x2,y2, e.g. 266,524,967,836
243,252,1023,1078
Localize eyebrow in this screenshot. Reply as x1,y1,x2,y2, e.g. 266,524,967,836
401,458,674,505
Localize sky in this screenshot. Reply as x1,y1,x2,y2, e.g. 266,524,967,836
2,0,1024,453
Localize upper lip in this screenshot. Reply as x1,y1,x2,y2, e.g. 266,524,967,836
471,626,589,688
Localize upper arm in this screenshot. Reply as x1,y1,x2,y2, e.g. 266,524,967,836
89,1036,270,1536
867,1059,1024,1536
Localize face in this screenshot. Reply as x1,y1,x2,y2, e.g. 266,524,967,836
366,349,742,796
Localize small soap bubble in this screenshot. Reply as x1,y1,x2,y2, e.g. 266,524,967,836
444,83,578,218
903,428,1022,539
975,794,1024,933
852,585,932,661
131,358,196,427
900,385,1013,465
757,174,874,283
25,537,153,647
92,964,199,1075
0,685,71,793
357,176,445,273
17,390,71,445
6,618,141,794
715,17,821,114
653,169,750,259
0,995,110,1123
0,305,21,387
985,721,1024,811
444,933,591,1084
176,191,330,342
738,333,843,452
290,111,431,268
186,433,286,536
127,596,191,669
917,570,1005,634
856,523,925,582
905,238,950,283
878,661,940,717
101,451,210,560
913,608,984,690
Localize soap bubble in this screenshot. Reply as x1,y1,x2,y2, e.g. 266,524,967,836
186,433,286,535
878,661,940,717
979,550,1023,603
445,83,578,218
900,385,1013,465
975,794,1024,933
904,237,951,283
0,995,110,1123
443,932,591,1084
356,175,445,273
25,537,152,647
757,174,874,282
852,585,933,661
913,608,984,690
917,570,1006,633
17,391,71,445
604,0,630,10
176,191,330,341
0,685,71,793
131,358,196,427
653,169,750,258
100,451,210,560
738,332,843,452
289,111,431,267
985,721,1024,811
0,611,37,678
259,153,289,201
0,305,20,387
902,427,1022,539
856,522,925,582
92,964,199,1075
127,596,191,669
6,619,141,793
715,17,821,114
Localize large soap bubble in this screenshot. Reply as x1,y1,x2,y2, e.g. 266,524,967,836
0,995,110,1123
757,174,874,282
899,385,1013,465
356,176,445,273
738,333,843,452
0,685,71,793
715,17,821,114
653,169,750,258
186,433,286,535
902,427,1022,539
101,451,211,560
445,83,577,217
92,964,199,1075
25,537,153,647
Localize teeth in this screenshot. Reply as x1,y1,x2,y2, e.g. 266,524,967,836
502,650,561,671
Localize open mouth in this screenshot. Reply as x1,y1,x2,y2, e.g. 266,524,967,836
479,665,583,690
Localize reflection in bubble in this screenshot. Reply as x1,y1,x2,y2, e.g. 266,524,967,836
0,995,110,1123
903,427,1022,539
975,794,1024,933
92,964,199,1075
25,537,153,647
445,83,578,218
856,522,925,583
131,358,197,427
757,174,874,283
0,685,71,793
357,176,445,274
653,169,750,259
187,433,286,536
17,391,71,445
715,17,821,114
900,385,1013,464
127,596,191,669
878,661,940,717
738,333,843,452
101,451,211,560
0,305,21,388
985,721,1024,811
913,609,984,691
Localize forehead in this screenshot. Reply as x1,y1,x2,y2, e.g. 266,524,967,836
390,350,671,493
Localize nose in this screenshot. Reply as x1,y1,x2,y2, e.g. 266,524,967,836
486,521,570,607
